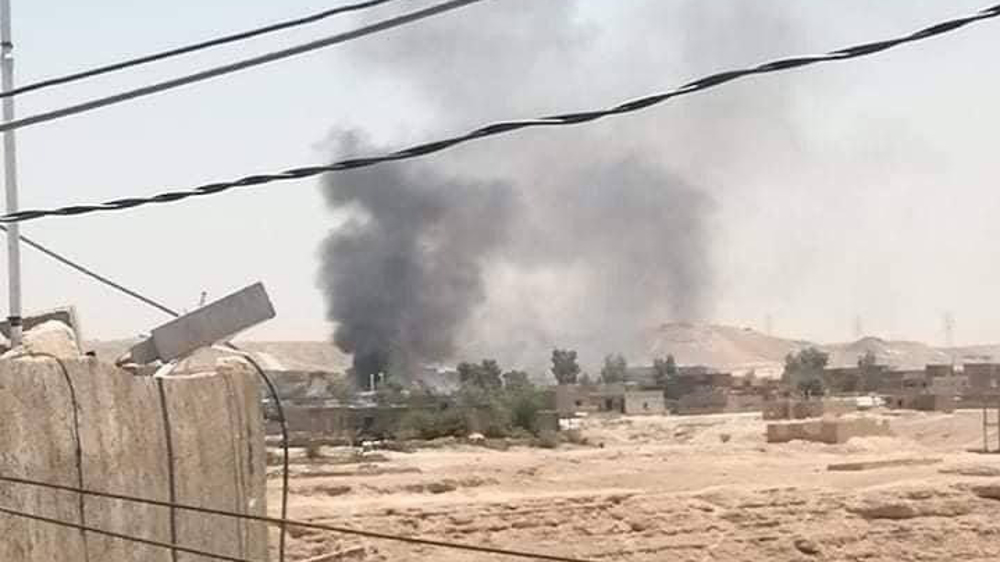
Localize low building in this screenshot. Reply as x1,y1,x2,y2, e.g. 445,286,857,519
554,384,593,416
885,393,955,413
592,383,627,413
672,367,733,397
276,403,423,440
965,363,1000,392
929,375,967,397
623,390,666,415
926,364,956,378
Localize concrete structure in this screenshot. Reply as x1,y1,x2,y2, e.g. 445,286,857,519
885,393,955,413
762,398,855,421
823,366,862,393
671,367,733,397
926,364,956,378
554,384,595,416
0,306,82,346
129,282,275,364
276,403,423,440
0,356,267,561
592,384,627,413
965,363,1000,392
766,417,892,444
675,389,729,415
554,384,667,416
623,390,666,415
929,375,968,397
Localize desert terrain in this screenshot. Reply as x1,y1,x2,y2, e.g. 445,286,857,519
267,409,1000,562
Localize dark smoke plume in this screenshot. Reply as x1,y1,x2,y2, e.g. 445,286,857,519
318,0,808,372
318,133,515,385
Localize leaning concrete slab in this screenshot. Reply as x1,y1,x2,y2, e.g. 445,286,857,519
0,356,267,562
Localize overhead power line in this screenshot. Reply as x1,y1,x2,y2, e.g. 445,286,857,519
0,0,488,133
0,0,400,100
0,225,292,560
0,474,596,562
1,2,997,225
0,221,574,562
0,225,179,317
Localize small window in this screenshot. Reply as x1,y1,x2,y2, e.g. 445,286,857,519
575,400,583,407
643,402,649,410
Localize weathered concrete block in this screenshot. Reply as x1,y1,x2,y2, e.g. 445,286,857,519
766,417,891,444
0,357,267,562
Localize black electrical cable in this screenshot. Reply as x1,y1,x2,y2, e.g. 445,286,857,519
0,473,597,562
2,2,996,225
0,227,292,561
155,379,181,562
14,352,91,561
0,238,587,562
0,0,488,134
217,343,290,562
0,0,400,99
0,504,253,562
0,225,180,317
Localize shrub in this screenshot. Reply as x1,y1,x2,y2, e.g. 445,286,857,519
398,408,468,441
534,430,561,449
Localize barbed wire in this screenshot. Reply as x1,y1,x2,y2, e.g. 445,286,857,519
0,0,401,99
0,0,489,134
1,2,997,225
0,473,597,562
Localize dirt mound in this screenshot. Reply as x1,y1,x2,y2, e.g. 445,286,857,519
847,485,973,519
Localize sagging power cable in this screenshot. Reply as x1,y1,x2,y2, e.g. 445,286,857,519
1,2,996,225
0,226,291,561
0,0,401,99
0,0,489,134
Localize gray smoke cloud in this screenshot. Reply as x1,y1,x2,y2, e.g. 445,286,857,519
318,132,516,384
319,0,804,374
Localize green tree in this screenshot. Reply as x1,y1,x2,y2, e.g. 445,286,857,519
652,354,678,389
600,353,628,384
458,359,503,391
783,347,829,396
857,350,882,392
502,370,531,390
551,348,581,385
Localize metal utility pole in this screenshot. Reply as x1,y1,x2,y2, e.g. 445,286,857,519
0,0,22,347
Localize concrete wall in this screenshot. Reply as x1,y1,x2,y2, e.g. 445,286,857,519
675,389,729,415
0,357,267,562
762,398,855,421
554,385,594,417
278,404,418,439
623,391,666,415
885,393,955,413
766,417,892,444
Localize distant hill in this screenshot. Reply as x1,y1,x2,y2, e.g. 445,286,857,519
645,323,811,375
86,340,351,372
86,324,1000,379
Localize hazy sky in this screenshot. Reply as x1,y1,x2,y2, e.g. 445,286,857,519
3,0,999,347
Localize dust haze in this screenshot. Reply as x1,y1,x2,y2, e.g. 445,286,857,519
317,0,996,373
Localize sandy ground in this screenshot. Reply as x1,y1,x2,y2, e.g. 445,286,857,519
267,409,1000,562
